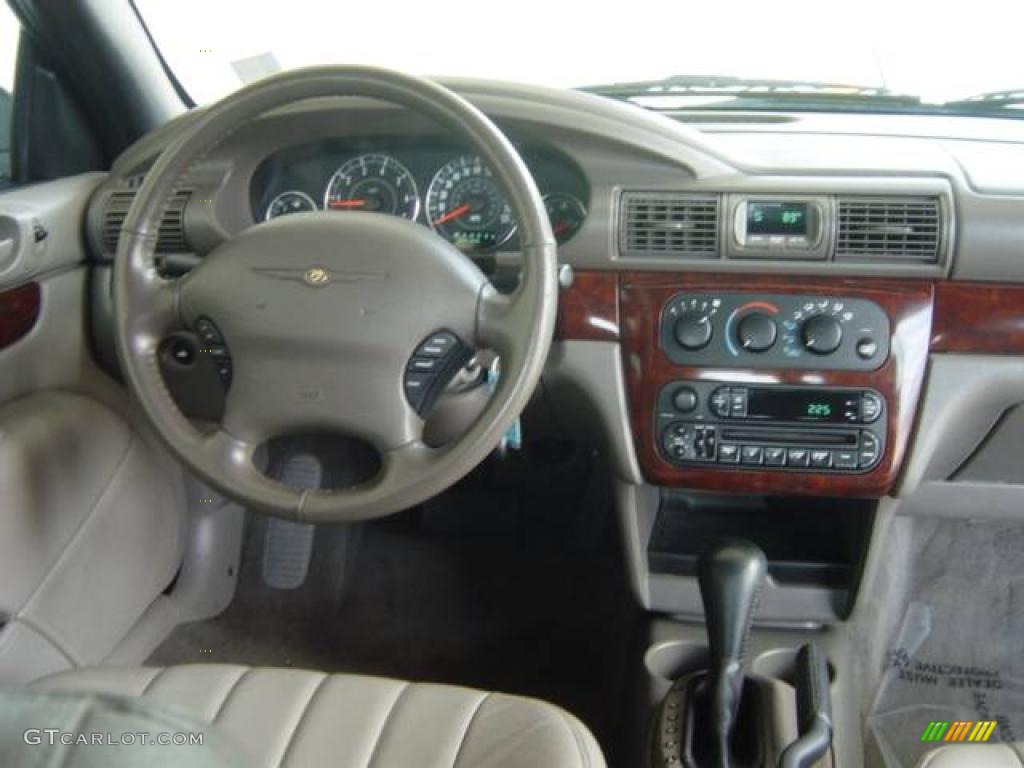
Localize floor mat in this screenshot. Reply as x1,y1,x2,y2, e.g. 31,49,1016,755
866,518,1024,767
149,449,644,766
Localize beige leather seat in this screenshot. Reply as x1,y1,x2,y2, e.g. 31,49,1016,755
32,665,606,768
917,743,1024,767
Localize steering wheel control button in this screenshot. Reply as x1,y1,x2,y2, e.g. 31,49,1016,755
195,316,224,345
403,330,473,416
417,332,457,358
672,387,699,413
169,338,196,365
192,317,233,389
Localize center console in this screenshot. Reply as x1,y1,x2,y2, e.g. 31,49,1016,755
617,273,933,497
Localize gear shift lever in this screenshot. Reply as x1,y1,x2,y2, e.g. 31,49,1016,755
698,540,768,768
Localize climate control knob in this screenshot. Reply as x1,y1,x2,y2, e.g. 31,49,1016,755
801,315,843,355
736,313,777,353
674,312,713,350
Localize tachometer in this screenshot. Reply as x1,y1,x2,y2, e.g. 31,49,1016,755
425,155,516,252
265,190,316,220
543,193,587,244
324,154,420,220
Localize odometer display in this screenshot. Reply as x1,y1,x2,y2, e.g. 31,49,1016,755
324,154,420,220
426,155,516,252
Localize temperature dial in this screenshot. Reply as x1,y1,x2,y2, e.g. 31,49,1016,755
736,313,777,353
801,315,843,355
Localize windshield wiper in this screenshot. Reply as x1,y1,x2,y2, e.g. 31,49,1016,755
579,75,922,109
941,89,1024,111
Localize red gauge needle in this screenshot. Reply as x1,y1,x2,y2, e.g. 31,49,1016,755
433,203,472,226
328,199,366,209
552,221,570,236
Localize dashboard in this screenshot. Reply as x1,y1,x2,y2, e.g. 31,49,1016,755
82,80,1024,508
249,137,589,254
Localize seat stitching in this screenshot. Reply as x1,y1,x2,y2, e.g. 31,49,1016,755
364,681,411,768
211,667,253,723
274,672,329,768
450,692,491,768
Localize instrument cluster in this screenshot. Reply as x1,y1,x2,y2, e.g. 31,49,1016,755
250,138,590,254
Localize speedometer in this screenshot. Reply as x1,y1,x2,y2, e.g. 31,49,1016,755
324,154,420,220
425,155,516,252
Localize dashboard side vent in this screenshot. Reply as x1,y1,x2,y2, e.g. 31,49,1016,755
620,192,720,258
835,197,942,263
101,188,193,255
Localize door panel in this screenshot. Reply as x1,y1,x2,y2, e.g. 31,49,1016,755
0,174,188,683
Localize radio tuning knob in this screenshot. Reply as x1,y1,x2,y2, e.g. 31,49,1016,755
801,315,843,355
736,312,777,353
674,311,713,350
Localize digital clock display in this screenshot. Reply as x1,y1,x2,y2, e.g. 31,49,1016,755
747,389,857,423
747,202,809,236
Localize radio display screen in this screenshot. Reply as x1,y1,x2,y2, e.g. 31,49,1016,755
747,202,809,236
746,388,859,423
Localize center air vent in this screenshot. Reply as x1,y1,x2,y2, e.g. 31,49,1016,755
835,197,941,263
101,188,193,255
620,192,720,258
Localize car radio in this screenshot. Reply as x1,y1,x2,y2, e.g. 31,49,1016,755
655,381,886,473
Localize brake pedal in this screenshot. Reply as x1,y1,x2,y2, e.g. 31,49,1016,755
262,453,320,589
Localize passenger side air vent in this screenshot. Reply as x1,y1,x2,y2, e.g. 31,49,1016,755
101,188,193,255
620,192,720,259
835,197,942,263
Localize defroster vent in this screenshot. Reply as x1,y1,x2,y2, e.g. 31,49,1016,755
835,197,942,263
620,192,720,258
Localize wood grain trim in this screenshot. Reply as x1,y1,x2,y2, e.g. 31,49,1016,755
555,271,619,341
0,282,41,351
618,272,934,497
932,281,1024,354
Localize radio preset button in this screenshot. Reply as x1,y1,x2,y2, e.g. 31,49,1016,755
718,444,740,463
786,448,810,467
741,446,764,465
834,451,858,470
810,450,833,468
764,447,786,466
859,432,881,467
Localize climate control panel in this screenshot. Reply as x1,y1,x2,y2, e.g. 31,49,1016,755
659,292,890,370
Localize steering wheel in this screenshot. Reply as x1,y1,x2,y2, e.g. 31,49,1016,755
114,67,557,522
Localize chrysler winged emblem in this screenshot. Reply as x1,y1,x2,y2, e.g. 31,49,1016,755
251,266,389,287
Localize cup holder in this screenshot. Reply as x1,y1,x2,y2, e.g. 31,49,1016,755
752,647,836,687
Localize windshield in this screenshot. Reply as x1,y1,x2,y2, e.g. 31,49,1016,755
136,0,1021,117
